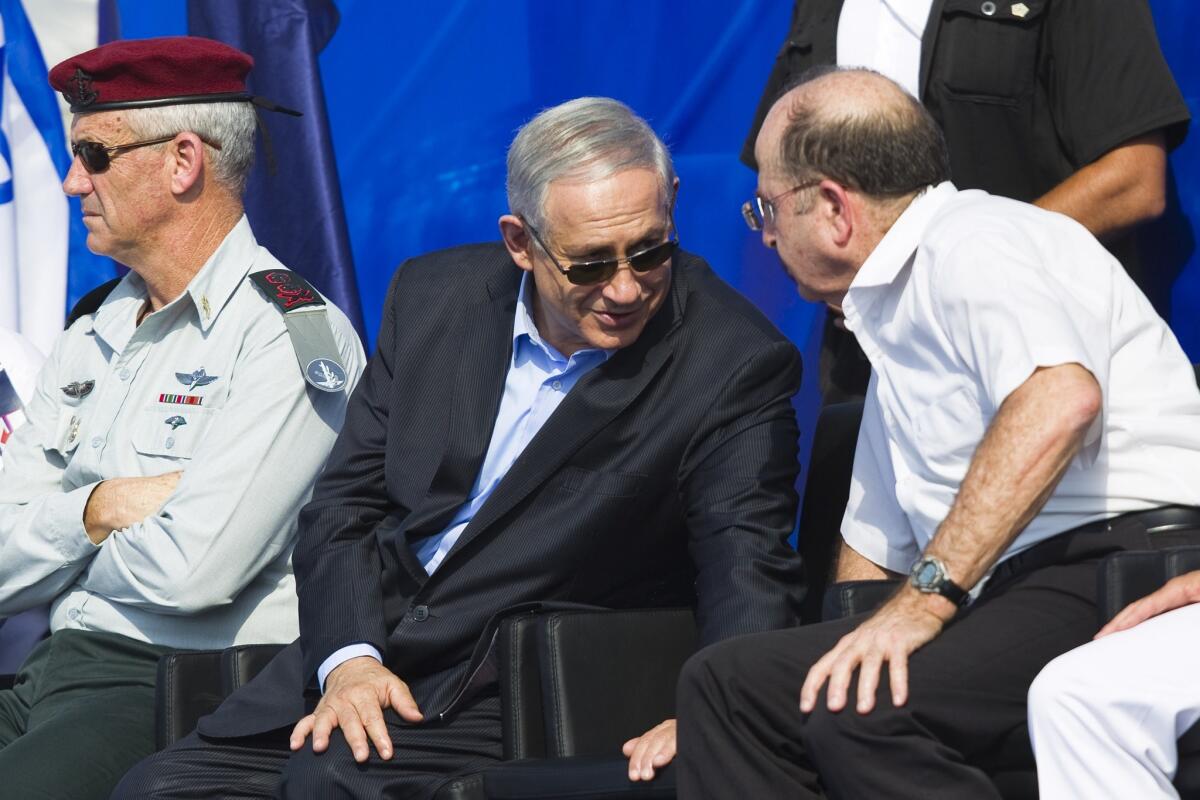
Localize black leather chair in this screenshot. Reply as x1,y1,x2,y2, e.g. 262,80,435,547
155,610,694,800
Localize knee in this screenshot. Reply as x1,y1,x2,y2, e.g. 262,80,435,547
677,637,752,720
279,740,355,800
1028,649,1088,724
111,751,180,800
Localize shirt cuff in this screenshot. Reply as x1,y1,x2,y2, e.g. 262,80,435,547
317,643,383,693
48,482,102,561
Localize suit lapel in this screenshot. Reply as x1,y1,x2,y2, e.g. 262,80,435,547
435,259,691,568
401,263,520,544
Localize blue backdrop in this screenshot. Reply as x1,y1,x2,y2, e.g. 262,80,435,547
115,0,1199,484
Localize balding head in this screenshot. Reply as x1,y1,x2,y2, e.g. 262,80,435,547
755,68,949,206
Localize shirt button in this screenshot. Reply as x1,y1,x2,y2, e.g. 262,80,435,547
165,436,176,450
90,436,103,448
411,605,430,622
119,368,131,381
552,380,563,391
980,0,997,14
67,608,81,621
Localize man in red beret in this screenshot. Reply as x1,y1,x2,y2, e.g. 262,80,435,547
0,36,364,800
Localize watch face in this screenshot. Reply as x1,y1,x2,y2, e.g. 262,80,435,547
913,560,941,589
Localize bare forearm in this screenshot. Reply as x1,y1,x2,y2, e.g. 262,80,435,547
1034,132,1167,242
922,365,1101,589
834,540,902,581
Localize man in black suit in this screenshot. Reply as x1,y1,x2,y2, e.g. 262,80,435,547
116,96,805,798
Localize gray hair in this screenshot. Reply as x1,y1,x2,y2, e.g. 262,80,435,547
506,97,675,233
123,101,257,195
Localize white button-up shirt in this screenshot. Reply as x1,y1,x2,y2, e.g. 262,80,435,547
840,182,1200,579
0,217,365,649
838,0,935,99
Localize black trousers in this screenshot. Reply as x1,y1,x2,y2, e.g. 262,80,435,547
114,688,503,799
676,511,1200,800
0,629,173,800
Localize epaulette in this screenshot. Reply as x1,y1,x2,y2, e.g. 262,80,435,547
248,270,350,393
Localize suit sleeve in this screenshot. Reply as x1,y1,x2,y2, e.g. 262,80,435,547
679,339,805,645
293,266,407,683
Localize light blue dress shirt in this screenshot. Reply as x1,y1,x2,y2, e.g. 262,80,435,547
318,273,612,689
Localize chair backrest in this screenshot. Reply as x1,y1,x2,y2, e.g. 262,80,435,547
497,608,696,760
796,400,865,623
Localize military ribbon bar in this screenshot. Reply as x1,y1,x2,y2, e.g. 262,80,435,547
158,393,203,406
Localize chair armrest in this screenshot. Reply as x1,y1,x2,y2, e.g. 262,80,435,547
821,579,900,621
499,607,696,760
154,650,224,750
1097,545,1200,626
220,643,287,694
0,674,13,691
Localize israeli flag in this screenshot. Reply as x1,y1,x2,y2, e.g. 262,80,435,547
0,0,112,355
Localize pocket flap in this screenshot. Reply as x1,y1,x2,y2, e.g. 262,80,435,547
132,406,209,459
942,0,1045,22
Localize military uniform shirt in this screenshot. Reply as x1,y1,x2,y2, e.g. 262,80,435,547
0,217,365,650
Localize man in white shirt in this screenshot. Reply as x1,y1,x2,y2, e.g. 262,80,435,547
676,67,1200,798
0,36,364,800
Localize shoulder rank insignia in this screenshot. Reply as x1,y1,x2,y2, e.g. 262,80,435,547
61,380,95,399
248,269,349,393
249,270,326,313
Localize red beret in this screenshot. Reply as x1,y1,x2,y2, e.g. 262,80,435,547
48,36,254,113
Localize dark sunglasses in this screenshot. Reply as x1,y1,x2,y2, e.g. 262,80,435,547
71,134,222,174
522,218,678,286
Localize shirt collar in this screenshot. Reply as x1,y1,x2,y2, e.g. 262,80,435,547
185,215,260,333
92,215,260,349
511,272,614,366
848,181,957,293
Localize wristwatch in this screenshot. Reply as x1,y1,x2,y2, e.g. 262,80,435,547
908,556,969,606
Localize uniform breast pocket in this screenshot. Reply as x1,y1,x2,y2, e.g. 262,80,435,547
936,0,1046,101
913,387,986,481
131,406,211,460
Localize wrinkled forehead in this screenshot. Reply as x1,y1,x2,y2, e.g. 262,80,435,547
69,109,130,142
542,168,673,240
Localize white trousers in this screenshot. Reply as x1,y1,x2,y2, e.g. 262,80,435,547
1028,602,1200,799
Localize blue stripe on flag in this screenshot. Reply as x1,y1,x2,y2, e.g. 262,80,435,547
0,0,71,181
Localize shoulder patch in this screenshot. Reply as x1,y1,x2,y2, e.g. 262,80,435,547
249,269,326,313
246,270,349,393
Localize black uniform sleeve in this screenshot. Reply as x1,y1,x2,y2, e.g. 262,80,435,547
1047,0,1190,166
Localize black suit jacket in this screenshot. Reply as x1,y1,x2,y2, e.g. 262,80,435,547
201,243,804,737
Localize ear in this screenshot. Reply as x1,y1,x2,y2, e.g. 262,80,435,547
498,214,535,273
167,133,205,197
816,179,855,248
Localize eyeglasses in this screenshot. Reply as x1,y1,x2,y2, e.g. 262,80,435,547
741,180,821,231
70,134,223,174
522,218,678,286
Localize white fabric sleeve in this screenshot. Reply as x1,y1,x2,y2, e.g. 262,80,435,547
317,643,384,693
929,229,1111,461
0,331,102,616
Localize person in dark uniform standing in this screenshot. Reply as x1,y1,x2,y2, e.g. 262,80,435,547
744,0,1191,401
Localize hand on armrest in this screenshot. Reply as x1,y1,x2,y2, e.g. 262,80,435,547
623,718,676,781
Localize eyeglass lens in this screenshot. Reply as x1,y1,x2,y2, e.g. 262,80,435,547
72,141,112,173
565,240,678,286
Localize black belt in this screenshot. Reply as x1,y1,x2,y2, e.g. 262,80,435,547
986,504,1200,590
